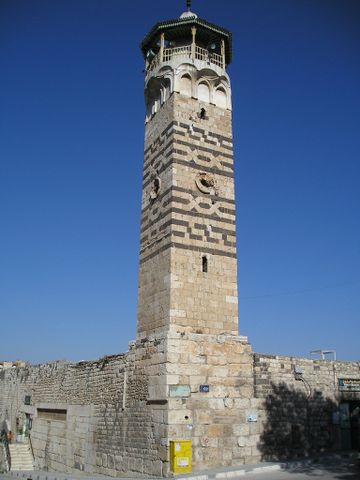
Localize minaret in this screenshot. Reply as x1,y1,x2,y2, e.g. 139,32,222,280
137,5,238,339
136,12,255,472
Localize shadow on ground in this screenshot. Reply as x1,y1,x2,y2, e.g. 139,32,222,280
284,456,359,479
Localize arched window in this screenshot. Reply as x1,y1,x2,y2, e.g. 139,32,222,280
161,87,166,104
180,74,192,97
146,100,152,121
151,99,157,115
215,87,227,108
153,94,161,114
198,82,210,103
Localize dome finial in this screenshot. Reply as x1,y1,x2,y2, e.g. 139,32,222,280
180,0,197,18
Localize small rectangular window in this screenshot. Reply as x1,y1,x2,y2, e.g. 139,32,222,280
202,256,208,273
37,408,67,421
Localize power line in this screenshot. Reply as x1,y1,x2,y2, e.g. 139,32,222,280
238,280,360,300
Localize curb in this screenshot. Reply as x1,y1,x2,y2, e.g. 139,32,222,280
214,464,282,478
2,452,358,480
175,462,284,480
176,451,359,480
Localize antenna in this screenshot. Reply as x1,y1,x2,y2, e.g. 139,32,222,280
186,0,191,11
310,349,337,361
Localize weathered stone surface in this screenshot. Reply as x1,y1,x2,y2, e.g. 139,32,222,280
1,342,360,476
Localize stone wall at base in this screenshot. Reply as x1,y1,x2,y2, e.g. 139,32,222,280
1,341,359,477
253,353,360,460
164,332,260,469
0,443,6,473
0,337,168,477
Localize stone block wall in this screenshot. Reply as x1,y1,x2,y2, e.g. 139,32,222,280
164,332,260,469
168,95,238,337
138,92,238,339
253,353,360,460
0,337,169,477
1,343,360,477
137,95,175,338
0,443,6,472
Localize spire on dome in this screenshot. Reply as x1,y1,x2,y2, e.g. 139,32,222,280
180,0,197,19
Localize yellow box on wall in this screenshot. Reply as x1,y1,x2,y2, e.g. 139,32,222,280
170,440,192,474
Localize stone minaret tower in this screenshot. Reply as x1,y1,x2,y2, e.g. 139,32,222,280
137,6,238,340
136,7,256,474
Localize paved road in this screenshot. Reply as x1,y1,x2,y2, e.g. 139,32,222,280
239,458,359,480
1,456,358,480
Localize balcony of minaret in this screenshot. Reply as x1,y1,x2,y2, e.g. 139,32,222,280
141,12,232,120
146,33,226,75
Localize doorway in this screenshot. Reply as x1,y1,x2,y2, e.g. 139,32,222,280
349,401,360,450
340,401,360,450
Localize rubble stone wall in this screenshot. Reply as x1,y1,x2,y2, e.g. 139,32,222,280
0,443,6,472
253,353,360,460
0,336,168,477
1,344,360,477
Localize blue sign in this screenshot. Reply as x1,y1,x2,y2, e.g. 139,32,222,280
199,385,210,393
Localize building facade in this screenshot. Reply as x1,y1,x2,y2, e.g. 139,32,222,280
1,6,360,478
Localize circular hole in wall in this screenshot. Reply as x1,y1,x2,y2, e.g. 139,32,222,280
200,177,211,188
195,172,216,195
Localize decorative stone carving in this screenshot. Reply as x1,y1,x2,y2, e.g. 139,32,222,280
195,172,216,195
149,176,161,200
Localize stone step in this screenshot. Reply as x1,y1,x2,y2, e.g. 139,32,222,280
9,442,34,471
11,460,33,464
11,464,34,467
9,450,31,454
11,465,34,469
9,446,31,451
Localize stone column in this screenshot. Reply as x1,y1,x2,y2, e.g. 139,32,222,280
191,27,197,60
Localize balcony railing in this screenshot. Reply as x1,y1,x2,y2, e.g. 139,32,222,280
147,44,224,72
163,45,191,62
195,46,223,68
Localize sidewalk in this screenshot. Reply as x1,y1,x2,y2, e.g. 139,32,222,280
1,451,358,480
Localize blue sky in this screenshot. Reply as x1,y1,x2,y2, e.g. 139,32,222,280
1,0,359,364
